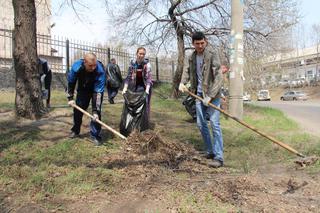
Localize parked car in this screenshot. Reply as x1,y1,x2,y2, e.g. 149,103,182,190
257,90,271,101
280,91,308,101
279,79,289,87
243,92,251,102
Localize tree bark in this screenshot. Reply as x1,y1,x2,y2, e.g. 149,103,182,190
168,1,186,98
171,31,185,98
12,0,45,119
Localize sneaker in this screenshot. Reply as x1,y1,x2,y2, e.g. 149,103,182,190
109,99,115,104
90,136,102,146
208,159,223,168
69,131,79,139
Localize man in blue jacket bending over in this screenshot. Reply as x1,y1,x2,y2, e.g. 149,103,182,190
67,53,106,146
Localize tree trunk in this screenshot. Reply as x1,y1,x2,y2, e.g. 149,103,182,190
171,31,185,98
12,0,45,119
168,1,186,98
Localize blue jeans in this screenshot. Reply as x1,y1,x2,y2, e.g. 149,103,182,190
196,93,223,162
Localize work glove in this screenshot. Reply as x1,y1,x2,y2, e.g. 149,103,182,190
92,113,99,122
122,84,128,95
146,85,150,94
68,100,75,107
202,96,212,107
40,74,46,84
142,91,148,99
178,83,188,93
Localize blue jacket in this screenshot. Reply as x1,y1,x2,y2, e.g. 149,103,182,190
67,59,106,112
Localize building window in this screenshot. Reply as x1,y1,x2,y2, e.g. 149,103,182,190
307,70,314,79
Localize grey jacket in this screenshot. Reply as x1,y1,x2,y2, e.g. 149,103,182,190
182,47,222,99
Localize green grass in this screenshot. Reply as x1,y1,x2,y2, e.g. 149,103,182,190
0,138,113,167
242,104,299,131
152,84,320,173
0,163,118,200
0,137,121,193
216,103,320,170
0,90,15,110
168,190,237,212
0,83,320,209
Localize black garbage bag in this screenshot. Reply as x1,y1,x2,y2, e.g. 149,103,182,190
107,72,121,89
120,90,149,136
182,95,196,120
107,64,122,89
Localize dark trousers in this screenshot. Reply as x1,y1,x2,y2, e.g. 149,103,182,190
44,71,52,106
71,92,103,139
107,85,119,101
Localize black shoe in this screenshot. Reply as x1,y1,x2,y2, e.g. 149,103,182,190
69,132,79,139
109,99,115,104
209,159,223,168
90,136,102,146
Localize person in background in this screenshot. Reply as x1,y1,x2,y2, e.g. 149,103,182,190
106,58,123,104
179,32,224,168
67,53,106,146
38,58,52,108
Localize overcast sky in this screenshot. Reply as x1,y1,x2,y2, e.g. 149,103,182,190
51,0,111,44
51,0,320,46
300,0,319,29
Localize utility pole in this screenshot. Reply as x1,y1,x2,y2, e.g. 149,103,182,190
229,0,244,119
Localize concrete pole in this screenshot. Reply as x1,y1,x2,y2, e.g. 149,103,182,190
229,0,244,119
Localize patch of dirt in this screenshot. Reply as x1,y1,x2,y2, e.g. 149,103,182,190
0,190,11,213
124,130,193,166
70,130,319,212
16,204,46,213
1,107,320,212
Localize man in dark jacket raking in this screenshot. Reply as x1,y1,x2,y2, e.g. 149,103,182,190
179,32,224,168
67,53,106,146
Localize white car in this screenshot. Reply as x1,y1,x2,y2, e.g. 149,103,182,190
280,91,308,101
257,90,271,101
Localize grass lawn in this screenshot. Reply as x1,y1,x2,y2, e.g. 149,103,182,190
0,83,319,212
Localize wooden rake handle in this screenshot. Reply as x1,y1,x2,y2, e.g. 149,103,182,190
71,103,127,140
186,90,305,158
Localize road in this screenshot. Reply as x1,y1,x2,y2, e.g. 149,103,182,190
251,100,320,137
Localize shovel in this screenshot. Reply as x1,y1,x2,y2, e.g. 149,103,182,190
70,103,127,140
186,90,318,165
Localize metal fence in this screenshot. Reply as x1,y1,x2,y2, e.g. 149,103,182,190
0,28,175,82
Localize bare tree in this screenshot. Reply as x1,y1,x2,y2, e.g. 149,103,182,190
12,0,45,119
106,0,298,96
311,23,320,82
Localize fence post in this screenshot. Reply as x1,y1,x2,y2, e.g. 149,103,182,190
171,61,175,83
66,39,70,73
156,57,159,82
107,48,111,63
